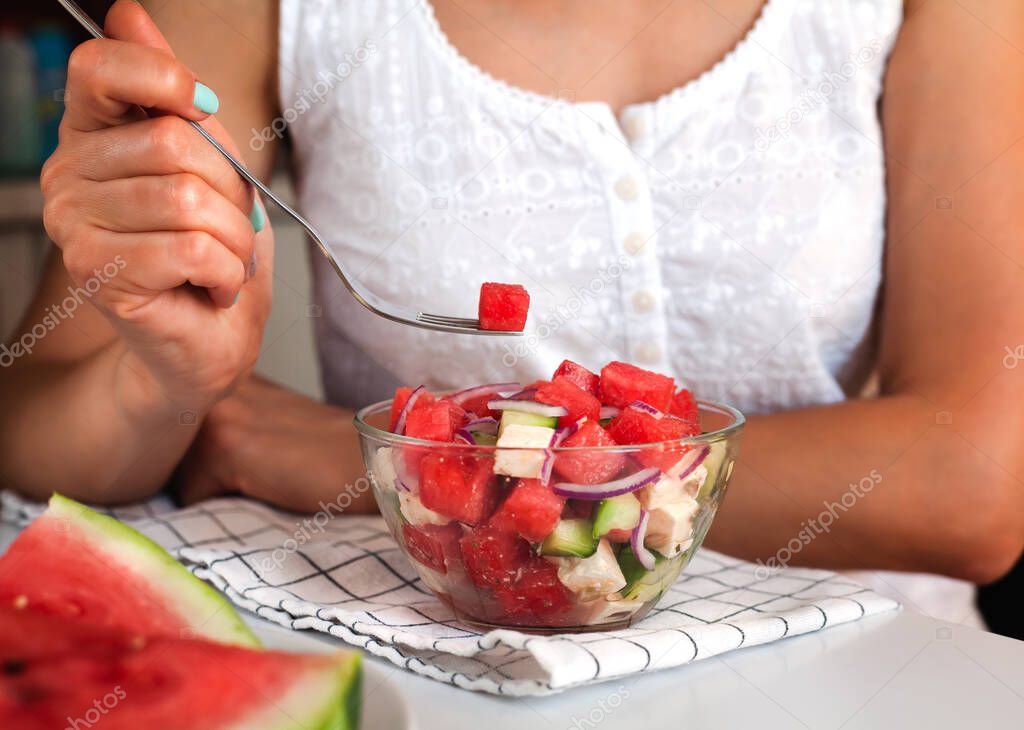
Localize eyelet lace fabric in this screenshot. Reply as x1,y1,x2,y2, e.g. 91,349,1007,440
279,0,902,415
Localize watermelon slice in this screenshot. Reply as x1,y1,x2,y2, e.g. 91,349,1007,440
419,452,500,525
459,525,532,589
552,359,600,395
553,420,627,484
0,494,258,647
492,558,574,625
404,400,465,442
389,386,436,432
402,522,463,575
598,361,675,412
0,606,361,730
478,282,530,331
607,407,699,470
534,377,601,426
489,478,565,542
669,387,700,429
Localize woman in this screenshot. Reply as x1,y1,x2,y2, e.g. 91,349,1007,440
1,0,1021,629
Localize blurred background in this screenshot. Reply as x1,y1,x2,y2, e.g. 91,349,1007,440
0,0,324,400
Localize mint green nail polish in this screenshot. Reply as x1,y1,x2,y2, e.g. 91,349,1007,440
193,82,219,114
249,200,265,233
233,292,240,306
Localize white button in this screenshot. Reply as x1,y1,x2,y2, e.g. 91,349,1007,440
636,342,661,364
632,290,656,314
624,232,647,255
615,176,639,201
623,114,646,141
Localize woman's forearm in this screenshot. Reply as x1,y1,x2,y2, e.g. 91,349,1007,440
705,392,1024,584
0,342,201,503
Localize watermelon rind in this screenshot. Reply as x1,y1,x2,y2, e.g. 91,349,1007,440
46,493,260,648
228,651,363,730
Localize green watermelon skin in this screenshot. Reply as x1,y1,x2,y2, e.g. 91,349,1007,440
0,494,258,648
0,606,362,730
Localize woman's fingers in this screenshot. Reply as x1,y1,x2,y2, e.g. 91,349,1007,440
61,117,252,217
65,230,247,310
73,174,256,268
64,38,215,132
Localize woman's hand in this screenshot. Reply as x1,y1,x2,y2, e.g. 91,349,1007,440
173,376,378,515
40,0,272,415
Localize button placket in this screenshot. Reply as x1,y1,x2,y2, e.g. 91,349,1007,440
580,111,670,370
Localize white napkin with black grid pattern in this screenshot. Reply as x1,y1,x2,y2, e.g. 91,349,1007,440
1,492,898,696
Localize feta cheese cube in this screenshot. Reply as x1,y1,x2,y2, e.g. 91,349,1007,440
581,596,646,625
637,463,707,510
370,447,398,491
399,492,450,526
645,497,700,557
550,539,626,601
494,423,555,478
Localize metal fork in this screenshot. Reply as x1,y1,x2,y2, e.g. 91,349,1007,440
57,0,522,336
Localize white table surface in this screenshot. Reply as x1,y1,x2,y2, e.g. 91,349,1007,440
3,523,1021,729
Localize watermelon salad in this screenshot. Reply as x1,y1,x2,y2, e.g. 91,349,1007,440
0,495,362,730
369,360,723,629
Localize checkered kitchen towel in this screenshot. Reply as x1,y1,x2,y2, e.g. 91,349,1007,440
1,492,898,696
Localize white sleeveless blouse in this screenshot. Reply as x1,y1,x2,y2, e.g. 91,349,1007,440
279,0,984,628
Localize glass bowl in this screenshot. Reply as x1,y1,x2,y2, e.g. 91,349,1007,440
354,398,744,633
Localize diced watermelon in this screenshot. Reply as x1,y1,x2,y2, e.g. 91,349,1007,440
493,558,574,624
479,282,530,331
419,453,499,525
598,361,675,412
670,388,700,429
607,407,699,470
534,377,600,426
459,525,532,589
389,386,437,432
402,522,463,575
490,479,565,542
552,360,599,395
405,400,465,442
456,392,499,420
553,420,627,484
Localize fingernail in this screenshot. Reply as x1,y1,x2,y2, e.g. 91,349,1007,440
247,251,258,279
249,200,265,233
232,292,240,306
193,82,220,114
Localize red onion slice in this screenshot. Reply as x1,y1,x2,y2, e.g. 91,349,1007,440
506,388,538,401
552,467,661,500
393,385,426,435
631,509,656,570
454,429,475,445
599,405,620,420
449,382,521,406
628,400,664,418
486,400,568,418
464,416,499,434
672,444,711,481
539,425,574,486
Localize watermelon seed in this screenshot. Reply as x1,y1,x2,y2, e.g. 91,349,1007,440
2,658,26,675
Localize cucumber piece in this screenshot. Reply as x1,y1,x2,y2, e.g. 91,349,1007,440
616,548,680,602
540,518,598,558
592,494,642,539
471,432,498,446
498,409,558,436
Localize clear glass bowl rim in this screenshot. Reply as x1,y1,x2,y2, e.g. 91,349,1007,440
354,395,746,452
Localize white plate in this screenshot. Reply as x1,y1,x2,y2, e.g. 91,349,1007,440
248,618,413,730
